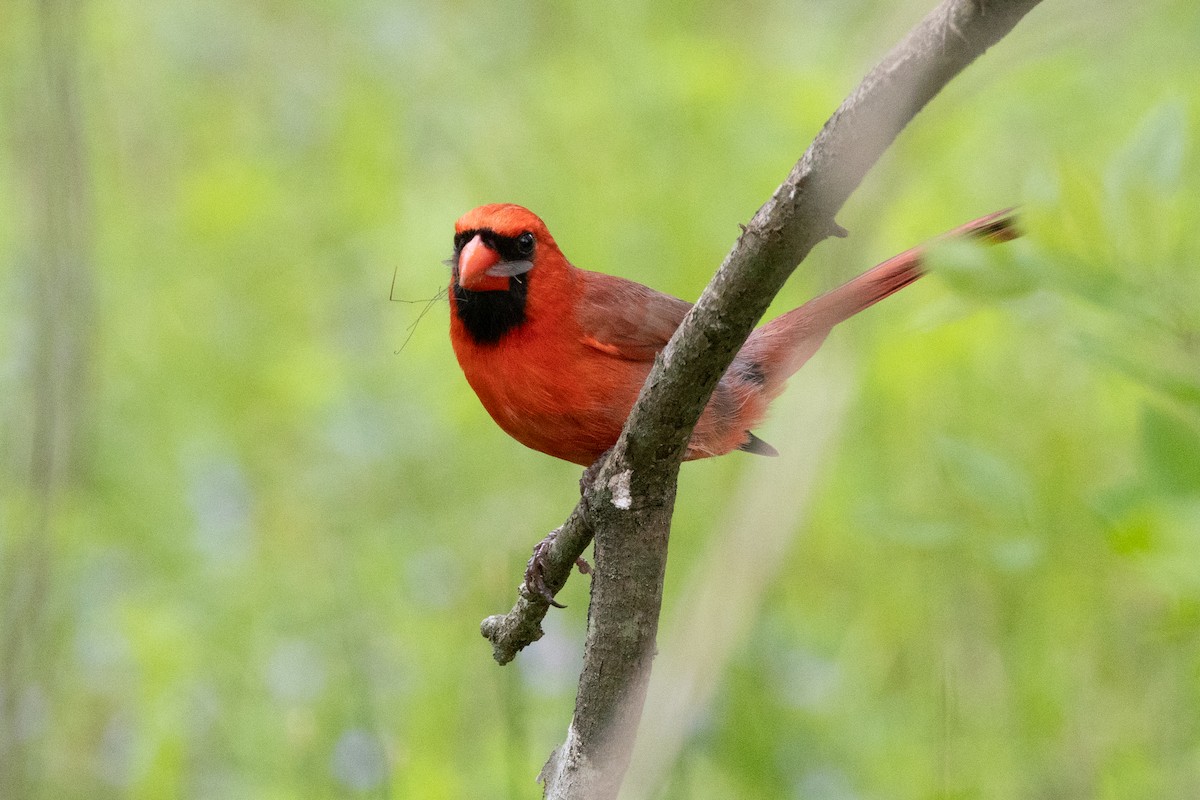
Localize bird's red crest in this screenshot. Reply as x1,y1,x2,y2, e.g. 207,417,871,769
455,204,557,248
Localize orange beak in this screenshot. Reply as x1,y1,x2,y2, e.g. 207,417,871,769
458,235,508,292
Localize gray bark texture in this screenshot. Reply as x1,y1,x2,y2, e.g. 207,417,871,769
478,0,1045,796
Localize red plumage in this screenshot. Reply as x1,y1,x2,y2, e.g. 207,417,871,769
448,204,1017,466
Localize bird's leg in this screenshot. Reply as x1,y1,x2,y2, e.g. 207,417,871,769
573,451,613,575
579,455,607,495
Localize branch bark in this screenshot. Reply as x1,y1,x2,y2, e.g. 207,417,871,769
480,0,1044,796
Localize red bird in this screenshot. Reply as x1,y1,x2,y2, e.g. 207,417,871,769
448,204,1016,466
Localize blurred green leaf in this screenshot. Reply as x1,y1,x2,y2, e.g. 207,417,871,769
926,238,1039,300
935,436,1034,522
1106,100,1189,196
1142,404,1200,495
1093,484,1157,555
1076,326,1200,410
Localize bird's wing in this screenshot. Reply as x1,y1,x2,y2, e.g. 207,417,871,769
575,270,692,362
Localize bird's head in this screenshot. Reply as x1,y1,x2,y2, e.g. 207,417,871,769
451,204,560,293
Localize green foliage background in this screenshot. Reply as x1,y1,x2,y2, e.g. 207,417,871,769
2,0,1199,797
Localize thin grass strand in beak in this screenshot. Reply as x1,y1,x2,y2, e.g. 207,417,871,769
394,285,444,354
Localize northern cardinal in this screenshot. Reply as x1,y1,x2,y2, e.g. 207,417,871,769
448,204,1017,466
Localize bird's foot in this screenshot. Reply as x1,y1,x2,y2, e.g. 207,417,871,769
524,531,564,608
523,529,592,609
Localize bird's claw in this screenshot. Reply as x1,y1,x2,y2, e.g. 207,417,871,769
523,532,593,609
525,532,566,608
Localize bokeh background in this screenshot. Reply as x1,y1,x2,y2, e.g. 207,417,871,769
2,0,1199,797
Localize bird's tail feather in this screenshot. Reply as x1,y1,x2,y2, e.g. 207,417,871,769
742,208,1020,396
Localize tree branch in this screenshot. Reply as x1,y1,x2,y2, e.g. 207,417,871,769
480,0,1044,795
480,503,591,665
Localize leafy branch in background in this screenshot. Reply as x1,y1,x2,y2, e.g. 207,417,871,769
473,0,1046,796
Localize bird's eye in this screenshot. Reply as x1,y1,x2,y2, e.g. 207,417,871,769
516,232,535,256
